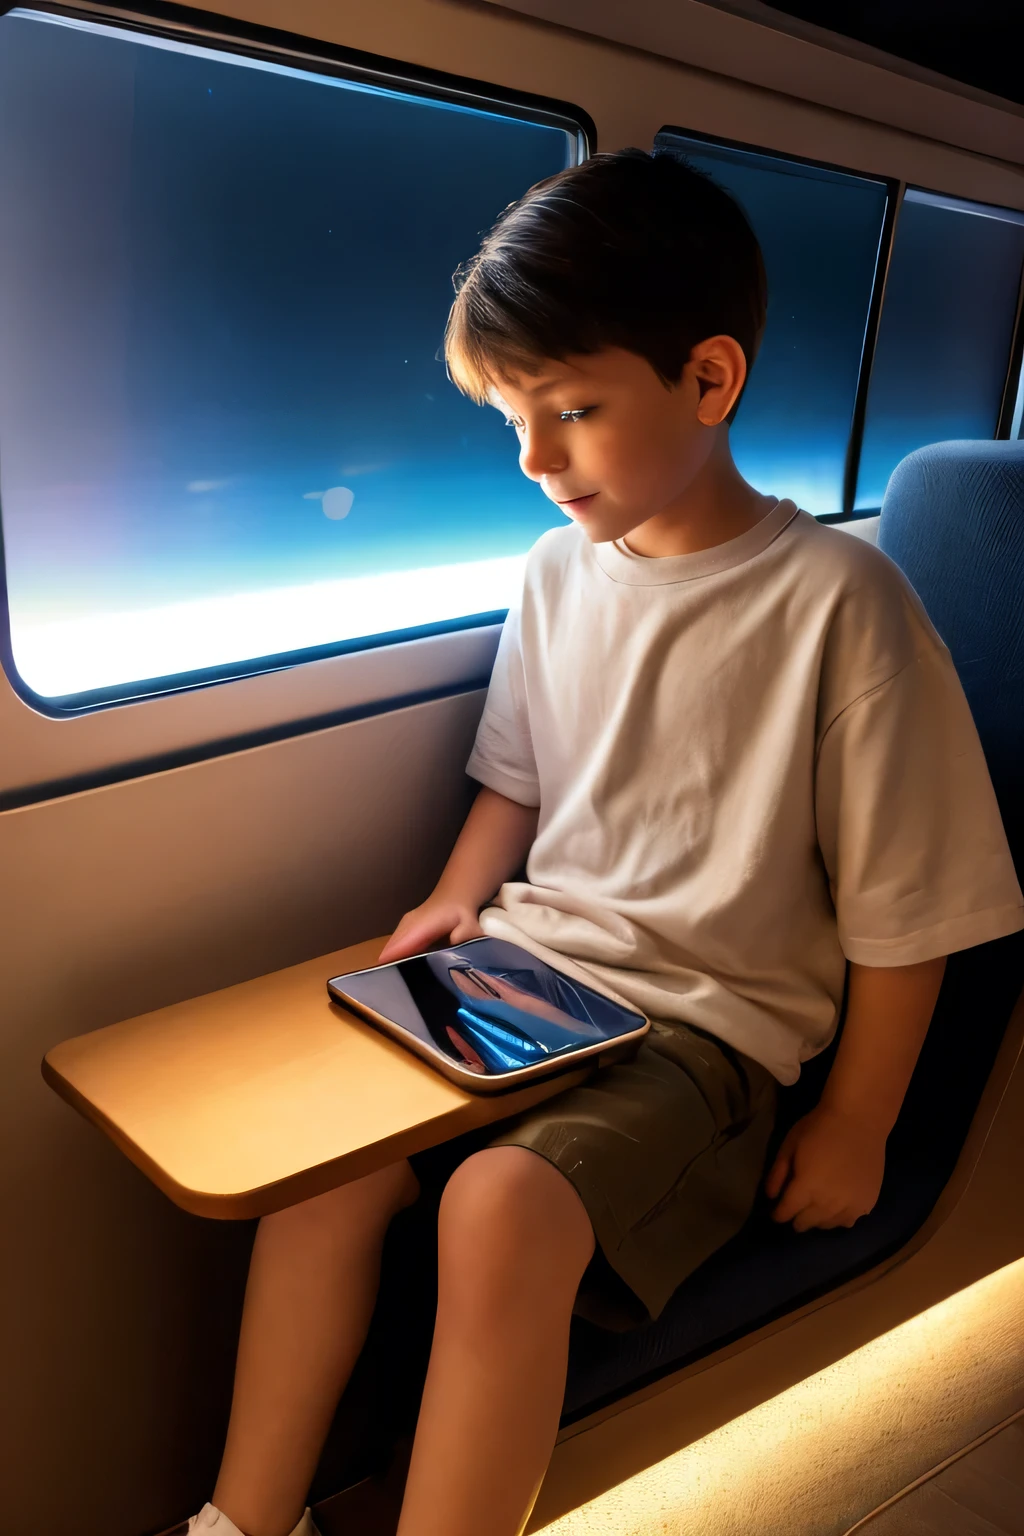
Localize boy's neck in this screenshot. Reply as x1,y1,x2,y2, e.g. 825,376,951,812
622,434,775,560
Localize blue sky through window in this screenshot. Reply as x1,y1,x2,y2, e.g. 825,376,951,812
0,10,576,697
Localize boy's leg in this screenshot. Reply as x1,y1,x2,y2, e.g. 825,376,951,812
398,1146,595,1536
213,1159,419,1536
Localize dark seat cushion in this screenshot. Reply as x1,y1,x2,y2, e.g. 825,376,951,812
561,440,1024,1420
562,928,1023,1419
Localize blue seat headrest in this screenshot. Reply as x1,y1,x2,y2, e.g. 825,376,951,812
878,439,1024,872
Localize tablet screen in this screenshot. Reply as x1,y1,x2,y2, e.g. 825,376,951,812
331,937,646,1077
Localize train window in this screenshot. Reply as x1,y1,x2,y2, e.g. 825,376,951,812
0,9,582,709
855,191,1024,510
655,128,893,518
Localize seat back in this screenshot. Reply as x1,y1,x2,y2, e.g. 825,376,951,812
878,439,1024,1177
878,439,1024,868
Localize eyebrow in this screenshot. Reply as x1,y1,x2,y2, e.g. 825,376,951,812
492,371,579,407
521,371,580,397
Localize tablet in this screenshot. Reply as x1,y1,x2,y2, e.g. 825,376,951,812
327,937,649,1092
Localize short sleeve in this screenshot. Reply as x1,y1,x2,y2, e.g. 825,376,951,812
815,644,1024,966
466,603,540,807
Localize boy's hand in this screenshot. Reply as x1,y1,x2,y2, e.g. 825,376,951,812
377,787,537,966
764,1104,886,1232
378,898,483,964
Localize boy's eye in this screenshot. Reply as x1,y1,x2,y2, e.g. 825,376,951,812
559,408,593,424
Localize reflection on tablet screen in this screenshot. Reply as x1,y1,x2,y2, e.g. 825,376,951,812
335,938,646,1078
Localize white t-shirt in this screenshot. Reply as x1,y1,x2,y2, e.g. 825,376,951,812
467,500,1024,1084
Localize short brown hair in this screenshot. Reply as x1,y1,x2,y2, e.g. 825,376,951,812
445,148,767,418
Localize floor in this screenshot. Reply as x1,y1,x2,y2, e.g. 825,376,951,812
856,1418,1024,1535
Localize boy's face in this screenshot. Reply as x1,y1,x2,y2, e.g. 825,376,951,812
490,342,745,547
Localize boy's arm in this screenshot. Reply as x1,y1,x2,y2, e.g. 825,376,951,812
766,956,946,1231
378,786,539,963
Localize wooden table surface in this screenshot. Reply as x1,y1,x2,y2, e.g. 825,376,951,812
42,937,586,1219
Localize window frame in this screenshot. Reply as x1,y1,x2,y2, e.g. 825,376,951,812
999,263,1024,440
0,0,594,718
854,185,1024,510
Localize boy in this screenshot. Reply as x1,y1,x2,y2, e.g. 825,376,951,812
183,150,1023,1536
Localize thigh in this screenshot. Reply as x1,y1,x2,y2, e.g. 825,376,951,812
260,1158,419,1246
485,1021,778,1326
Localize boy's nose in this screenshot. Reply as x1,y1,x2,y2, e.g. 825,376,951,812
519,430,568,482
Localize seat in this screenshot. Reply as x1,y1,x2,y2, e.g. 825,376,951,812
559,439,1024,1420
306,440,1024,1501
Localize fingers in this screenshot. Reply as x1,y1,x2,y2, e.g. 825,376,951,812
774,1193,865,1231
378,903,483,963
377,931,417,964
771,1167,845,1228
790,1205,830,1233
765,1109,881,1231
449,915,484,943
791,1206,861,1232
770,1178,806,1225
763,1142,794,1200
378,913,452,963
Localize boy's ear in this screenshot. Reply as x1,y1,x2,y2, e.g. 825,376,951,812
689,335,748,426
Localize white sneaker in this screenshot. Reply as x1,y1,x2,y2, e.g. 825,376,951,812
180,1504,321,1536
184,1509,241,1534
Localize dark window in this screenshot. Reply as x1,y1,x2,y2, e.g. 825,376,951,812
0,9,581,705
855,190,1024,509
655,129,891,517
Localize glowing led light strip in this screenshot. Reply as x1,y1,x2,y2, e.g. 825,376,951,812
11,553,527,698
536,1256,1024,1536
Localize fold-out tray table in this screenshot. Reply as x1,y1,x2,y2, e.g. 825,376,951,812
42,937,587,1219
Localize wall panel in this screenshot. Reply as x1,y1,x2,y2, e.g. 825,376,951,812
2,691,481,1534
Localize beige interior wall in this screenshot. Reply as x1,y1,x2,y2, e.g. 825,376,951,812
201,0,1024,202
2,3,1022,1534
482,0,1024,163
2,692,483,1535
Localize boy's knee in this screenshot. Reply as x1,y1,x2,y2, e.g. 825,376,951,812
440,1146,546,1234
438,1146,594,1289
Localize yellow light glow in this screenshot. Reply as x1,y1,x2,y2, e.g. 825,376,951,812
537,1256,1024,1536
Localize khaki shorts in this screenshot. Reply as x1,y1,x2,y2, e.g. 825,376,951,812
411,1019,777,1330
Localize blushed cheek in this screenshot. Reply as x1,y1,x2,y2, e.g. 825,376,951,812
613,414,680,492
597,440,650,503
616,454,672,515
